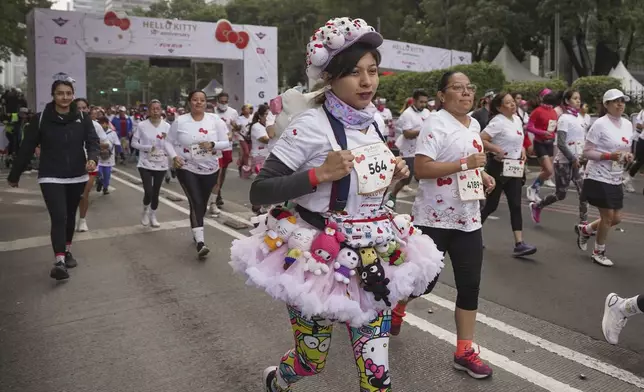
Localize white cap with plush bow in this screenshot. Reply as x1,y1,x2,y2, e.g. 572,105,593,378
306,17,383,80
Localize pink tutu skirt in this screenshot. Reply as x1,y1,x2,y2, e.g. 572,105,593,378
230,213,444,327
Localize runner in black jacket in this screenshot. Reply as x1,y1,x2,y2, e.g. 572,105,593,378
7,80,100,280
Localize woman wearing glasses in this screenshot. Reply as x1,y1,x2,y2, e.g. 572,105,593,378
409,71,495,379
576,89,634,267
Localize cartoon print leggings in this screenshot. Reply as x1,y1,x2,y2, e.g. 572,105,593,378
271,305,392,392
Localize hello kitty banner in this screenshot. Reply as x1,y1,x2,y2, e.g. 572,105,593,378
378,39,471,73
26,9,278,111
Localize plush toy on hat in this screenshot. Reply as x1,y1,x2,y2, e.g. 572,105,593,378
305,17,383,80
260,210,298,255
333,247,359,284
305,222,345,276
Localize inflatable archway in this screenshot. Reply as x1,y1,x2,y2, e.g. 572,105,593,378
26,9,278,111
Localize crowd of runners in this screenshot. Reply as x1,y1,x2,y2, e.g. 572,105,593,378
2,15,643,391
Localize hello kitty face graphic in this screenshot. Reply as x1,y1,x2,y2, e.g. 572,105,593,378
79,14,133,53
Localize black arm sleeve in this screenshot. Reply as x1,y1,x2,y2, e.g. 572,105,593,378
249,153,318,206
84,115,100,163
7,117,39,183
556,130,575,162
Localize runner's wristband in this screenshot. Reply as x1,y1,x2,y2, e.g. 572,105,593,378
460,158,468,171
308,169,320,188
601,152,610,161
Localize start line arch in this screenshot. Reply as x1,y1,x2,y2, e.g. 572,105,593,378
26,9,278,111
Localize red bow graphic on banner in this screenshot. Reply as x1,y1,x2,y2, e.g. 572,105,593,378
215,20,250,49
104,11,130,31
199,128,208,134
437,177,453,186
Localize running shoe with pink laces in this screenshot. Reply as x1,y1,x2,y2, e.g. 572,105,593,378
454,347,493,379
529,202,541,224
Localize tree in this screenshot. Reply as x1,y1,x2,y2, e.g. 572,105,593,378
399,0,548,62
0,0,52,72
538,0,644,76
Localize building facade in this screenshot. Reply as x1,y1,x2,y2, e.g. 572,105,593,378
0,54,27,89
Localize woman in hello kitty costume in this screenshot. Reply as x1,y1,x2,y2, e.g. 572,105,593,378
229,17,443,392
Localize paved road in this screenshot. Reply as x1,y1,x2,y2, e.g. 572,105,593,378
2,164,644,392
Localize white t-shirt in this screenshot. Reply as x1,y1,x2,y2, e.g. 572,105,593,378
167,113,229,175
412,110,483,232
236,115,251,141
482,114,524,160
271,106,387,216
250,122,270,158
266,111,278,153
580,113,592,133
585,116,633,185
132,119,172,171
378,108,393,123
634,110,644,141
396,106,430,157
98,129,121,167
216,108,239,151
555,113,586,164
93,120,108,141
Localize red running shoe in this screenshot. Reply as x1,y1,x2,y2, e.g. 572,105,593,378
453,347,493,379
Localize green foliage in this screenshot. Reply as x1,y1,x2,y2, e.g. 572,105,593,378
571,76,622,111
378,63,506,114
504,80,568,103
0,0,52,73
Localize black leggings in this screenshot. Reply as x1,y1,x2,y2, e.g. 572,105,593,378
481,164,523,231
628,140,644,177
418,227,483,311
138,168,166,210
176,169,219,228
40,182,86,255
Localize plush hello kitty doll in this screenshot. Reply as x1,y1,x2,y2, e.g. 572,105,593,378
260,211,298,255
333,247,359,284
391,214,420,245
305,223,345,276
283,227,316,270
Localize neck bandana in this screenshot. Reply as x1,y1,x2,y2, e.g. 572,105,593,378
324,90,376,130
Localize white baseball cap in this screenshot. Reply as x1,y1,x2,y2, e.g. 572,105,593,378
602,89,630,103
119,106,127,111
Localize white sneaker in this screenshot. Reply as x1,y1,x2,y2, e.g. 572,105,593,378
149,210,160,228
544,179,556,188
623,175,636,193
262,366,280,392
526,186,541,203
592,251,614,267
141,206,150,226
209,202,220,217
602,293,628,345
77,218,88,232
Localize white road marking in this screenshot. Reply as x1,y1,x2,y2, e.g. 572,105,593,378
112,168,253,227
404,313,585,392
420,293,644,389
0,219,191,252
110,174,246,240
1,188,40,195
107,180,644,390
13,199,45,207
